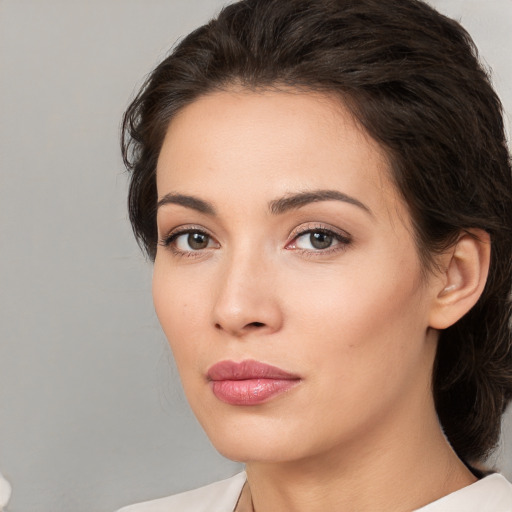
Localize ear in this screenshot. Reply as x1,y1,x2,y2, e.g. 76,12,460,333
429,230,491,330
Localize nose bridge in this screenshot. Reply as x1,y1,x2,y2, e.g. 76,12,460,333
212,240,281,336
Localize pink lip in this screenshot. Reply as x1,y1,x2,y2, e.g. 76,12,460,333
207,360,301,406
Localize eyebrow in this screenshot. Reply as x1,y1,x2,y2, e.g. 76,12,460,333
156,189,371,217
269,189,372,216
157,193,216,215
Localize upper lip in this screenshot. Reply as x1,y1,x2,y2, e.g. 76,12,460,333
207,359,300,381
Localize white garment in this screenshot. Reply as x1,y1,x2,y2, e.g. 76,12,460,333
0,473,11,512
117,471,512,512
117,473,246,512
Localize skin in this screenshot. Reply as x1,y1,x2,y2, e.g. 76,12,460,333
153,89,483,511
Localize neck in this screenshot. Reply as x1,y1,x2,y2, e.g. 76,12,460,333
241,398,475,512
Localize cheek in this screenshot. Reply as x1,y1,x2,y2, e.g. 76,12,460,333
284,251,427,374
152,262,207,361
279,264,431,440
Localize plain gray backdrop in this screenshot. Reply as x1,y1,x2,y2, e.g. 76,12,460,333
0,1,510,511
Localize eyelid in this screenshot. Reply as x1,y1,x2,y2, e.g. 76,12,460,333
159,223,208,238
158,224,219,251
284,223,352,257
287,222,352,244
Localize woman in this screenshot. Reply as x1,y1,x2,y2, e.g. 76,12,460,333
117,0,512,510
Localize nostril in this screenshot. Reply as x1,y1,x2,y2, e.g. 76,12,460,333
248,322,265,328
214,321,267,333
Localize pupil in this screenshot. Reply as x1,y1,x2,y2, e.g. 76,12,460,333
188,232,208,249
310,232,332,249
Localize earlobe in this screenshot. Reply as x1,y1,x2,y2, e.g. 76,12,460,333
429,230,491,330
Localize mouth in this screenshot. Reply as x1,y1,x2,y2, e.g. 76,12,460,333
206,359,301,406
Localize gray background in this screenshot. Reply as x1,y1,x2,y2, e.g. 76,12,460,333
0,1,510,511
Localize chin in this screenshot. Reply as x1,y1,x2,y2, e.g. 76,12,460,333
213,436,301,464
196,411,325,464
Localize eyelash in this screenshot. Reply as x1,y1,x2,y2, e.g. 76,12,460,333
158,224,352,258
286,224,352,257
158,225,216,258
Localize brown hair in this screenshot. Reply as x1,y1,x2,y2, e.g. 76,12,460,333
121,0,512,464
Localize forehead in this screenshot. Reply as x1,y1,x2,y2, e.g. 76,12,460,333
156,88,405,222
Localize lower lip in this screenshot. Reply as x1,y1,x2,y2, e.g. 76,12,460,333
210,378,300,405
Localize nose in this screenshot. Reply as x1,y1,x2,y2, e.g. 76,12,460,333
211,251,283,338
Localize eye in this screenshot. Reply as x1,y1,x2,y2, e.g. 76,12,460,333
287,226,351,253
159,227,219,255
296,231,335,250
174,231,213,251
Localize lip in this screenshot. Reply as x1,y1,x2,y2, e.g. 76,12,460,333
207,359,301,406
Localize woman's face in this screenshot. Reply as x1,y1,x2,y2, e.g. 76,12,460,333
153,89,441,463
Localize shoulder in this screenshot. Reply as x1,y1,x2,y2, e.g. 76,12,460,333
415,473,512,512
116,472,246,512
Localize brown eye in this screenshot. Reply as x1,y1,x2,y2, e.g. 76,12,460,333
288,227,351,253
294,230,337,250
309,232,333,250
187,232,210,250
165,229,218,252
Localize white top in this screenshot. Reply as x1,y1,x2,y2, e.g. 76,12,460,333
117,471,512,512
0,473,11,511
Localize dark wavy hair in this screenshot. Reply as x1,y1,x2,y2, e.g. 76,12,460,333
121,0,512,465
